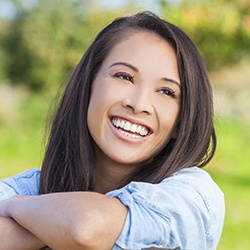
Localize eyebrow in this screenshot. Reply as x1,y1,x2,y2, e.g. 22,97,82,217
162,77,181,88
109,61,180,87
109,62,139,72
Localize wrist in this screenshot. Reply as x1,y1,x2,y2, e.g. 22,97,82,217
7,195,26,218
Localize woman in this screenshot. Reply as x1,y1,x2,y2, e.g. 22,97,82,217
0,11,224,249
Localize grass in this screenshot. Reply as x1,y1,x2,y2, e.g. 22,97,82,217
207,117,250,250
0,92,49,177
0,93,250,249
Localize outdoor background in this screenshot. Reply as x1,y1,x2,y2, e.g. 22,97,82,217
0,0,249,249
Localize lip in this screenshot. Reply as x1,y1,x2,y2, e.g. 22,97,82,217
108,115,153,143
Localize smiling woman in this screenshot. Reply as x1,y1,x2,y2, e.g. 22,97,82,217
87,31,180,181
0,11,224,250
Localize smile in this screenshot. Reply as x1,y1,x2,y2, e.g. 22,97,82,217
111,117,150,139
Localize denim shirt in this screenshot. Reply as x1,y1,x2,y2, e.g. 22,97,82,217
0,167,224,249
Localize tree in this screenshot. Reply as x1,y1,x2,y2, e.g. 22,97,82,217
3,0,124,92
1,0,250,91
160,0,250,71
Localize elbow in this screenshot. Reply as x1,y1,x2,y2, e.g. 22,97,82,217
69,220,103,250
70,228,95,249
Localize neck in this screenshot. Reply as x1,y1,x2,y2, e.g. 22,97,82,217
94,161,135,194
93,152,138,194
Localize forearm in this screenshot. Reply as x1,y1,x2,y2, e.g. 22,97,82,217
7,193,127,250
0,217,45,250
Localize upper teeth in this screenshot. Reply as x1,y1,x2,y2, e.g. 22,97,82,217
112,118,149,136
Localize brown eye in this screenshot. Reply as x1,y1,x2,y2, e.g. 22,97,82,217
159,87,176,98
114,72,134,83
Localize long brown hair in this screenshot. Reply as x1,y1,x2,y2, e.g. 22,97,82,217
40,11,216,194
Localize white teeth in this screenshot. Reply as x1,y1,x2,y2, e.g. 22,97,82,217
124,121,131,131
119,129,142,139
120,120,125,128
111,118,149,137
116,119,121,127
141,128,147,136
136,125,142,134
130,124,137,133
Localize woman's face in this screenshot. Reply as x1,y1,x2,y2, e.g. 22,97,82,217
87,31,181,169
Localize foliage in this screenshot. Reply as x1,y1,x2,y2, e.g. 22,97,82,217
0,0,249,91
160,0,250,71
0,0,124,91
0,19,9,80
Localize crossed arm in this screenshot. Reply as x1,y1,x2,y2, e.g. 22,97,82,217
0,217,45,250
0,192,127,250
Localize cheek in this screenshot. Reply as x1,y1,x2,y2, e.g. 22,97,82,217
87,83,103,131
89,77,120,107
87,79,108,114
156,101,180,131
87,91,107,142
87,80,118,128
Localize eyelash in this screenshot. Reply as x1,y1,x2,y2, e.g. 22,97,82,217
114,72,134,83
114,73,176,98
159,87,176,98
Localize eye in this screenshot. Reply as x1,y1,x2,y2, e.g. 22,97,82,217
114,72,134,83
159,87,176,98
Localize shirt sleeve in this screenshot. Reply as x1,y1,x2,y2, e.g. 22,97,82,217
106,167,225,250
0,182,17,200
0,169,40,200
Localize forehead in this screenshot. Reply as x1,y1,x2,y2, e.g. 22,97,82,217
109,30,173,55
101,31,179,81
103,31,176,62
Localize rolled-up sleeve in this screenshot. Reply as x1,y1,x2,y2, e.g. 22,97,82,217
0,182,17,200
106,167,225,250
0,169,40,200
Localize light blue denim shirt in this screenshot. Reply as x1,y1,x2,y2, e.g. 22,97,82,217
0,167,224,249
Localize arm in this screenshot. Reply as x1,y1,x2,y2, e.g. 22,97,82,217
0,172,45,249
1,192,127,250
0,217,45,250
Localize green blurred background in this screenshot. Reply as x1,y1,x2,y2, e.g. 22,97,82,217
0,0,249,249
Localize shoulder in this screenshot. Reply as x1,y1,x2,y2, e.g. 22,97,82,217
162,167,225,226
108,167,225,249
110,167,224,214
0,169,40,198
163,167,224,207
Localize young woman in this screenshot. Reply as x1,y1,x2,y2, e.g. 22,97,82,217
0,11,224,249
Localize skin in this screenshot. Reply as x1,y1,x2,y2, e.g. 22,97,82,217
0,217,45,250
88,31,181,193
0,31,181,249
0,193,127,250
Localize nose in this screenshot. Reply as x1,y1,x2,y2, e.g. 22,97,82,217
122,88,153,115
